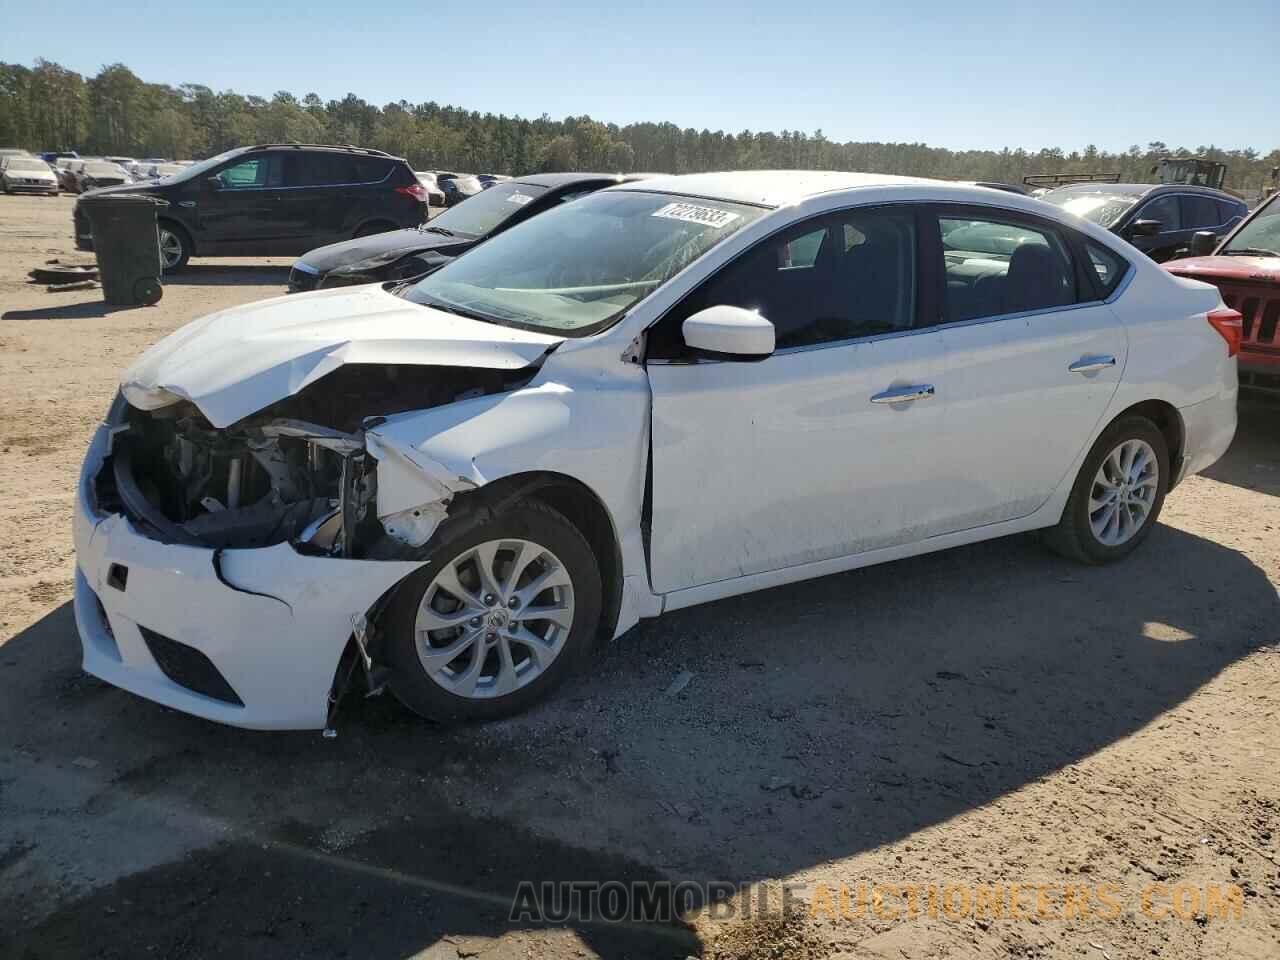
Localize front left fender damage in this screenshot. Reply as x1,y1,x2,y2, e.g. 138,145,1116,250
97,363,540,559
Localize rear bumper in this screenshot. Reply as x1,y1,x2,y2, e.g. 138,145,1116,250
1176,388,1238,483
73,426,422,730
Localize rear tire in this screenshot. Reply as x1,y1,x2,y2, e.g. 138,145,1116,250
384,500,602,723
1043,415,1169,564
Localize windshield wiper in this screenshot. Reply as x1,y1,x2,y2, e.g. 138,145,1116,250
1221,247,1280,258
408,291,501,325
418,224,455,236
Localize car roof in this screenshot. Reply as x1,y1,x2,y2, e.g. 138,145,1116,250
1044,182,1238,200
611,170,935,207
511,172,648,190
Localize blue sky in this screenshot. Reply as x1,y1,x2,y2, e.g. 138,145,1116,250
5,0,1276,153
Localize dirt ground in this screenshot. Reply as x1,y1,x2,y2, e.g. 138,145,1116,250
0,193,1277,960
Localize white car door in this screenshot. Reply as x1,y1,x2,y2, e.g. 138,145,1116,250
927,208,1128,532
645,206,950,595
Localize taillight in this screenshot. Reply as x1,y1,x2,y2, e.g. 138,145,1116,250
396,183,429,202
1206,307,1242,357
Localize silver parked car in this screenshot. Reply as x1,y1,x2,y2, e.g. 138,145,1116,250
1,156,59,195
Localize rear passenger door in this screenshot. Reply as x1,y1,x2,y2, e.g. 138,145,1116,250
928,206,1128,533
309,154,397,243
1181,194,1241,248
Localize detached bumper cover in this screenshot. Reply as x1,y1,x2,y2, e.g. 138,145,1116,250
73,426,421,730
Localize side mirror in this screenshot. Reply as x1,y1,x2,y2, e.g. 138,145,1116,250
1189,230,1218,257
682,305,774,361
203,176,221,192
1128,219,1162,238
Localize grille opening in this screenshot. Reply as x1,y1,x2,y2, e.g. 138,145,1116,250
140,627,244,706
1259,301,1280,345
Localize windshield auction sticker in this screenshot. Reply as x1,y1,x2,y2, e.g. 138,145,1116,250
652,202,740,229
506,192,535,205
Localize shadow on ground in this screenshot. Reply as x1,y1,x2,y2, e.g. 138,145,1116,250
161,263,291,287
1,416,1276,959
1,300,140,321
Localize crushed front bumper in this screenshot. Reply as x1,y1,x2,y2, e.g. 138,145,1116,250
73,426,422,730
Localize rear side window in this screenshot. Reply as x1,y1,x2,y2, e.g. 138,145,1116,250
1182,195,1221,230
1083,241,1129,299
298,153,346,186
938,214,1076,321
1216,199,1243,225
352,157,394,183
297,153,394,186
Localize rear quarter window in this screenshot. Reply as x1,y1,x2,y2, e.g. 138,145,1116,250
1084,240,1129,299
352,157,394,183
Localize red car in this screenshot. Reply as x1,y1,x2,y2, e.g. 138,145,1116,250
1164,192,1280,394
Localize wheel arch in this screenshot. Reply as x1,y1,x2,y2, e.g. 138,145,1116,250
452,470,625,648
1107,398,1185,486
156,216,194,255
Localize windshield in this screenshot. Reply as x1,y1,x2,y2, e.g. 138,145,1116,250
405,191,767,336
1222,194,1280,257
167,148,243,183
5,157,49,172
84,162,127,177
425,181,551,238
1041,190,1138,228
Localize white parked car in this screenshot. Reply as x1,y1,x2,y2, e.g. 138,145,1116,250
74,172,1239,730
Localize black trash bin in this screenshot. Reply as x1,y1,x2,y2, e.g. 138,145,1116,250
79,193,166,306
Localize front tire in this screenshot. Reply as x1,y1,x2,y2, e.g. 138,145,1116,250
1044,415,1169,564
157,222,191,272
384,500,602,722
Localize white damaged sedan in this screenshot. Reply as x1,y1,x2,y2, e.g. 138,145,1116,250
74,172,1240,729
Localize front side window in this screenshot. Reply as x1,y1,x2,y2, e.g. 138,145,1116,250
405,191,766,336
1134,194,1180,231
216,155,283,190
938,214,1076,321
652,206,918,356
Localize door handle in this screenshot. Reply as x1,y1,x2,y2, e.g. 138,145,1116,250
177,200,196,208
870,384,935,404
1068,355,1116,374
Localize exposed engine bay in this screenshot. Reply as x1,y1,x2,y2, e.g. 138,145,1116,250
96,363,537,555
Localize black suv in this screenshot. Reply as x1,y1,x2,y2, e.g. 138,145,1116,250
74,144,428,271
1039,182,1247,263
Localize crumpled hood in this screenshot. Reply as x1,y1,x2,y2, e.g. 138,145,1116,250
121,284,563,428
297,227,472,273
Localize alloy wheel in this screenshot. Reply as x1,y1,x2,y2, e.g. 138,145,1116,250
158,228,184,270
1088,438,1159,547
414,539,575,699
